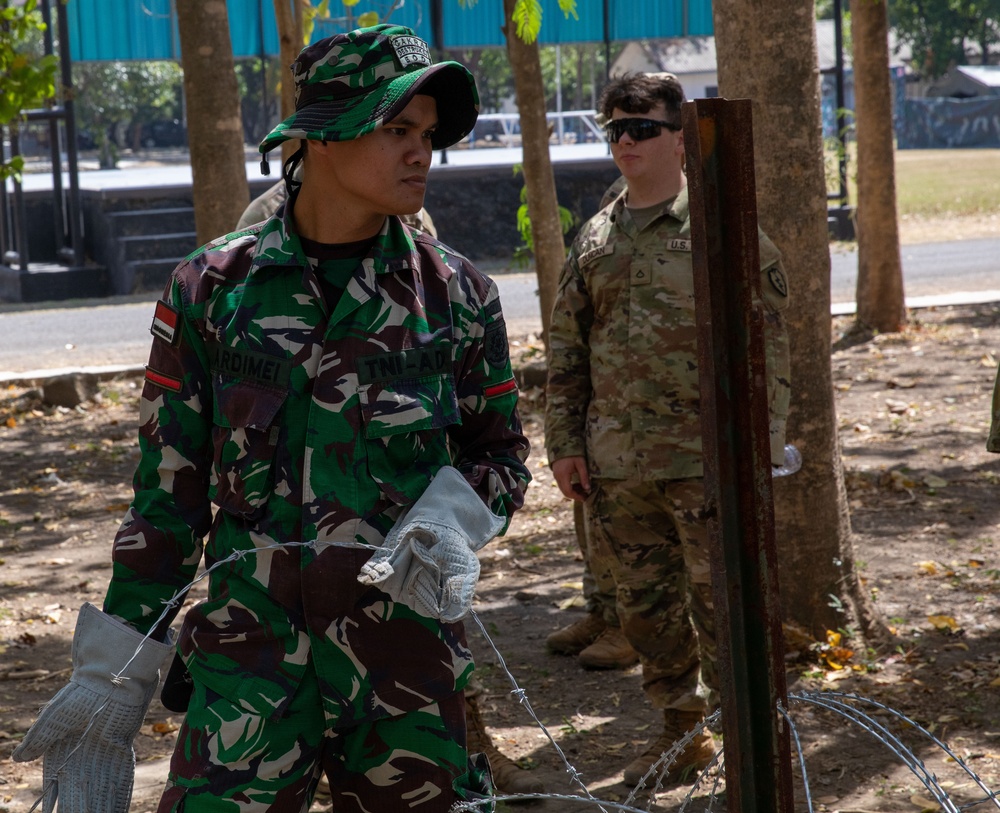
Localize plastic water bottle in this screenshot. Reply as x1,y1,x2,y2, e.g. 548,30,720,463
772,444,802,477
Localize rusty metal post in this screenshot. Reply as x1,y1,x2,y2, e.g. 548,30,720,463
683,97,794,813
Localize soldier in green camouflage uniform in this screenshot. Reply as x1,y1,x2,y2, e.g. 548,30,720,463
544,72,790,788
16,24,529,813
988,376,1000,453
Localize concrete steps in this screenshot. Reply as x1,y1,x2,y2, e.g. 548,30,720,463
88,202,198,295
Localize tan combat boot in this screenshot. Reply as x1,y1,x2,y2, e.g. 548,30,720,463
622,710,715,789
577,627,640,669
545,612,607,655
466,693,545,798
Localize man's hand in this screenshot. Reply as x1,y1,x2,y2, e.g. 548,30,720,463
552,456,591,502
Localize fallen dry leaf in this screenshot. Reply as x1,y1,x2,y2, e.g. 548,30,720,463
928,614,959,632
909,792,941,812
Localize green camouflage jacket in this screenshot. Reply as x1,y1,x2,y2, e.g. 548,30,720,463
104,203,530,724
545,185,791,479
989,369,1000,452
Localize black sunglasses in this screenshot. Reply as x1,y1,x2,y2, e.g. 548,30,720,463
604,117,681,144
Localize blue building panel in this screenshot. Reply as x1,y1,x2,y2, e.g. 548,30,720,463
68,0,175,61
67,0,714,62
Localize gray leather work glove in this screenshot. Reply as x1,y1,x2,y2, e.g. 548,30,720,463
12,602,174,813
358,466,505,622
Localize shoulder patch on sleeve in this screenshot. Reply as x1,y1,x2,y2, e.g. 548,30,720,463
484,320,510,369
144,366,183,392
150,300,180,345
767,266,788,298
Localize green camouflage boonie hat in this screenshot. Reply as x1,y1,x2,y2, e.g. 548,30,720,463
259,24,479,165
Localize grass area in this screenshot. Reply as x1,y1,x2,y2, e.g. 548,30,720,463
832,147,1000,219
895,149,1000,217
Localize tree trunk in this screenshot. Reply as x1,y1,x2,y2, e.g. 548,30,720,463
852,0,906,333
501,0,566,345
712,0,881,641
175,0,249,245
273,0,302,166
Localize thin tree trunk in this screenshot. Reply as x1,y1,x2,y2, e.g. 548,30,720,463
712,0,881,641
501,0,566,345
273,0,302,166
175,0,249,244
853,0,906,333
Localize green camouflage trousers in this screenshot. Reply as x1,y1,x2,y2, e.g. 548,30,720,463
586,477,717,713
157,666,487,813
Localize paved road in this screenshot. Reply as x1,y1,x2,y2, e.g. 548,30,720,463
2,239,999,378
0,275,545,376
829,237,1000,307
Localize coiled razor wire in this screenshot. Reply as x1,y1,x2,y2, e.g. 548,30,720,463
18,538,1000,813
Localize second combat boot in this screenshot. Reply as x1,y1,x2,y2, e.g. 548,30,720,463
577,626,640,669
622,709,715,789
545,612,607,655
466,693,545,798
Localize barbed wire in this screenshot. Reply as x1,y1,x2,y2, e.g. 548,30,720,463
17,539,1000,813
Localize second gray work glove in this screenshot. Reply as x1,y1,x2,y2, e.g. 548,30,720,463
358,466,505,622
12,602,174,813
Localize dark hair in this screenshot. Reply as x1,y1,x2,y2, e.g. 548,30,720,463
598,72,685,126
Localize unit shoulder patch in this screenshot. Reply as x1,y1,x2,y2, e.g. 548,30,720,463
484,320,510,369
766,265,789,297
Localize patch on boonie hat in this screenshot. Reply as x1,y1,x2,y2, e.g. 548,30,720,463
259,23,479,164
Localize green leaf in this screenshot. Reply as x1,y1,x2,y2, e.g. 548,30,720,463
556,0,578,19
511,0,543,43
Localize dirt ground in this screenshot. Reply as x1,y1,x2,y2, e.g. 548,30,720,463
3,302,1000,813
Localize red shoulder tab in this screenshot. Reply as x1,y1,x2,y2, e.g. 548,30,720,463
484,378,517,399
145,366,183,393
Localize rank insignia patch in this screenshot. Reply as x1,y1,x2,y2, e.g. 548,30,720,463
150,300,180,345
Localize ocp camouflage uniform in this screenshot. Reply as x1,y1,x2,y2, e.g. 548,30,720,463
544,185,789,713
105,201,530,811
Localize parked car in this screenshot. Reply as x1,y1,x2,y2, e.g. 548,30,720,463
141,119,187,148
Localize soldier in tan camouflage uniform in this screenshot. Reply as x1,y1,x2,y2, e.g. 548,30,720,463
544,72,791,789
15,24,531,813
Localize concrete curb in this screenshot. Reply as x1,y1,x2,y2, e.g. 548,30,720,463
0,364,145,388
3,291,999,388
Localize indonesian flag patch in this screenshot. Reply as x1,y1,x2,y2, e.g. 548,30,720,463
150,300,179,345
